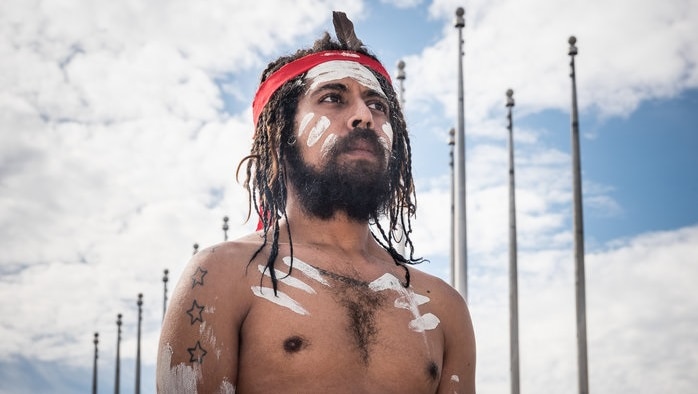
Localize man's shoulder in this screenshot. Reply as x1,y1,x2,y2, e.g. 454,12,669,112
408,265,467,309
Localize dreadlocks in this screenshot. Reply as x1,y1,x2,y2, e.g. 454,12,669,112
238,26,424,295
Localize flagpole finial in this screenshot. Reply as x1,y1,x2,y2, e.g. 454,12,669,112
506,89,515,107
455,7,465,27
569,36,578,56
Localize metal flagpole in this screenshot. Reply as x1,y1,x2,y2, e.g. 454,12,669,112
453,7,468,300
506,89,520,394
92,332,99,394
449,128,455,287
568,35,589,394
114,313,122,394
395,59,407,256
222,216,229,241
135,294,143,394
162,269,169,321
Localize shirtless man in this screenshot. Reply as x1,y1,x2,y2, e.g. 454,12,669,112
157,12,475,393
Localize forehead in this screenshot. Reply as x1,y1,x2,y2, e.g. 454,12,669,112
304,60,385,97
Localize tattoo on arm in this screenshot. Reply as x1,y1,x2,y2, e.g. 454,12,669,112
187,340,208,363
191,267,208,288
186,300,205,325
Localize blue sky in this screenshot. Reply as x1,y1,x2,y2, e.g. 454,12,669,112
1,0,697,393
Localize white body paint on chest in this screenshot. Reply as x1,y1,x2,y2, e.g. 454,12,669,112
282,256,331,286
250,257,331,316
369,273,441,332
306,60,385,97
252,286,309,315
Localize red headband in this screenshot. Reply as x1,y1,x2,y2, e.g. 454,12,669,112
252,50,392,127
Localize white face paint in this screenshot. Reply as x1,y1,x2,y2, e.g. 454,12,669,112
306,60,386,98
368,273,441,332
299,112,314,138
306,116,331,147
251,286,310,316
382,122,394,146
320,133,338,158
451,374,460,383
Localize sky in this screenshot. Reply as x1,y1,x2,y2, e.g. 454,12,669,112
1,0,697,393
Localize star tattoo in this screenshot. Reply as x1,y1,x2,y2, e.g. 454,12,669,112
186,300,205,325
191,267,208,288
187,340,208,364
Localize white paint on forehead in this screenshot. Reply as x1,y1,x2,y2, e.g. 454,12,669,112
299,112,314,138
282,256,331,286
320,133,338,158
251,286,309,316
157,344,200,393
382,122,394,146
305,60,385,98
307,116,331,147
257,264,316,294
409,313,441,332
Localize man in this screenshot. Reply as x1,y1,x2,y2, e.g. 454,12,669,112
157,11,475,393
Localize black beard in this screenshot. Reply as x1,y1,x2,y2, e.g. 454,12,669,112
285,128,391,221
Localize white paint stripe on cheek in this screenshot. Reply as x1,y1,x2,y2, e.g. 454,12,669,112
382,122,394,146
157,344,201,393
451,374,460,383
282,256,331,286
320,133,337,158
307,116,330,147
409,313,441,332
251,286,309,315
257,264,316,294
299,112,314,138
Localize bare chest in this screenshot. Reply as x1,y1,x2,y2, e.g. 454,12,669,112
238,261,445,393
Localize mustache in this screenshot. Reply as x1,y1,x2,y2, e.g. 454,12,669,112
331,127,387,157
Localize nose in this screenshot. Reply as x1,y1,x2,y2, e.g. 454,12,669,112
347,100,373,130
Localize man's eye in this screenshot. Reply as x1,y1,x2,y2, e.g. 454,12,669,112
320,94,341,103
368,101,388,114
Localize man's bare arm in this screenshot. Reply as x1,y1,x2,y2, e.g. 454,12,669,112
157,244,251,393
437,284,476,394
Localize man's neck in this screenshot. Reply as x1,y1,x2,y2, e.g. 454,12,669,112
282,206,375,254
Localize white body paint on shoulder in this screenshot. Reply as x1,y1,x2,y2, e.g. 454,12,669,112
306,60,385,98
369,273,441,332
307,116,331,147
251,286,309,315
299,112,314,138
282,256,331,286
157,344,201,393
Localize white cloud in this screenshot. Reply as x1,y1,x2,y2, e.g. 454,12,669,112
1,0,697,393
